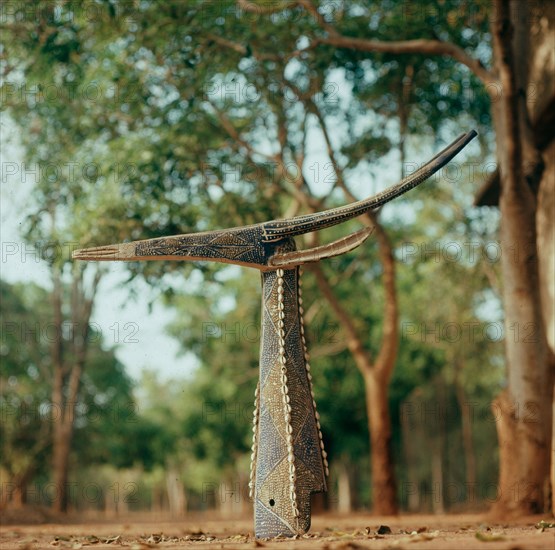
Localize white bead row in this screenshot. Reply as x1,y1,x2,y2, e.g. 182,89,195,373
248,381,260,500
277,269,300,521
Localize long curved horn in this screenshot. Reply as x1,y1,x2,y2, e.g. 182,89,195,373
73,130,477,269
261,130,477,242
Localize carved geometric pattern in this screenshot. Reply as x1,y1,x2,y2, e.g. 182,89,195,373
135,227,268,267
254,268,326,538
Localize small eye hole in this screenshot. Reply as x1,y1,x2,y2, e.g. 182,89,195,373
269,499,275,506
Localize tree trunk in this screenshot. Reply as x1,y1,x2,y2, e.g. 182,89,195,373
552,386,555,516
51,360,83,514
166,468,186,517
400,399,419,512
434,378,447,513
538,162,555,513
10,476,27,508
364,370,397,515
297,0,554,517
52,420,72,513
536,141,555,355
336,461,352,514
51,264,69,514
454,364,477,497
536,139,555,516
528,0,555,516
49,263,99,513
151,485,164,513
349,465,360,510
431,444,444,514
490,0,553,515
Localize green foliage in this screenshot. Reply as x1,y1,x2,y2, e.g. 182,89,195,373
0,279,141,503
1,280,53,486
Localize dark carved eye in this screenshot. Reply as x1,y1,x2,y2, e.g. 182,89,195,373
269,499,275,506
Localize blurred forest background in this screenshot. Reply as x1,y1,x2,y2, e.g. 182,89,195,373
1,0,554,520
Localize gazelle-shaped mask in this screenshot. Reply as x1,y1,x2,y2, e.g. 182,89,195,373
74,130,476,538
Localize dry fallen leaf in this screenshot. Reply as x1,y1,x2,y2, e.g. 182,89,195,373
475,531,506,542
146,533,163,544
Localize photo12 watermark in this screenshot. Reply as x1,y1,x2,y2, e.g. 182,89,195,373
400,399,541,426
1,161,137,185
1,400,140,426
401,321,539,344
1,320,140,345
0,480,140,507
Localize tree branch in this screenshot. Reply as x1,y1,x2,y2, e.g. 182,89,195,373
206,33,281,62
80,266,102,347
51,263,64,373
206,33,247,56
237,0,296,15
299,0,495,86
296,0,338,36
207,100,274,162
323,35,493,85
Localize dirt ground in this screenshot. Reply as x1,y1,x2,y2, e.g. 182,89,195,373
1,512,554,550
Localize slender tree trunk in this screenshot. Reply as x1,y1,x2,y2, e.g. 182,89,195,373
11,487,24,508
151,485,163,513
51,264,69,514
50,263,99,513
52,421,72,512
431,444,444,514
364,370,397,515
400,399,419,512
454,362,477,498
166,468,186,517
490,0,553,515
10,474,28,508
51,360,83,513
336,461,352,514
349,465,360,510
